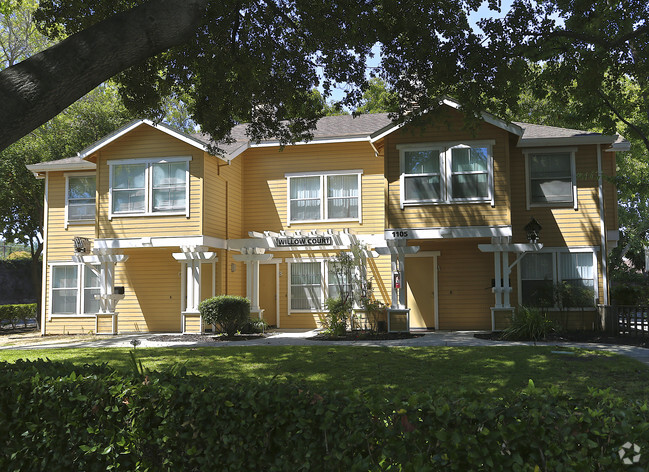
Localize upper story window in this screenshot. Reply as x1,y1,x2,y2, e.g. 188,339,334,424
525,149,577,210
398,141,494,208
286,170,361,224
108,157,190,218
65,174,96,226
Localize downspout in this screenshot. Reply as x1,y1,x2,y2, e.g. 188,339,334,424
40,173,49,336
368,137,379,157
597,144,608,305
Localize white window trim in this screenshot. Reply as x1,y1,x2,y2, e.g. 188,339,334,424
524,148,578,211
288,258,351,314
64,172,96,229
398,141,495,209
285,170,363,226
108,156,192,220
48,262,100,319
517,248,598,309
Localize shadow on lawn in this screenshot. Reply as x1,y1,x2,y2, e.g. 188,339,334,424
39,345,649,400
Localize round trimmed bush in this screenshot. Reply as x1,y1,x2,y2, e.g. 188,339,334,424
199,295,250,336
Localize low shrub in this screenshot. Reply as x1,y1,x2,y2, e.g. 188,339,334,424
240,317,269,334
1,360,648,471
0,303,36,328
199,295,250,336
322,296,352,336
502,306,557,341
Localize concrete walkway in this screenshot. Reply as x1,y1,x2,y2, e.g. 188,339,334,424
4,330,649,366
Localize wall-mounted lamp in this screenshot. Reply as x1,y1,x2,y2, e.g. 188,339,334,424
524,217,542,243
231,263,237,272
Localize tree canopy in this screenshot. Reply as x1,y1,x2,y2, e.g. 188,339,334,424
1,0,647,155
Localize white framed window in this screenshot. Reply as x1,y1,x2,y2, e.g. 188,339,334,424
50,263,100,316
398,141,494,208
524,149,577,210
290,261,322,310
519,249,597,308
286,170,362,224
288,258,355,312
65,173,96,226
108,157,191,218
402,147,443,204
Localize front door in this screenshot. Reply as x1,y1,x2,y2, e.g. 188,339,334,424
406,257,436,329
259,264,277,326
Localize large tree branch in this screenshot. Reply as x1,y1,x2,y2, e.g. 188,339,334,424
528,23,649,50
0,0,209,152
597,89,649,155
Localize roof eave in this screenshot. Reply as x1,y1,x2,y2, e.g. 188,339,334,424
26,162,96,175
607,141,631,152
517,136,619,148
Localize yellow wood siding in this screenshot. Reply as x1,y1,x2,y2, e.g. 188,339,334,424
95,125,203,239
203,155,227,238
43,172,97,335
45,317,96,335
96,315,115,334
510,143,601,247
603,151,618,234
385,109,511,229
241,142,384,234
114,248,182,333
415,239,496,330
184,314,202,333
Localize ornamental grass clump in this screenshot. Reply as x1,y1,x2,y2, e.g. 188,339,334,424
502,306,557,341
199,295,250,336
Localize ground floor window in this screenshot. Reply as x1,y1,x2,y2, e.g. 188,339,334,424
289,259,354,311
51,263,100,315
520,250,596,308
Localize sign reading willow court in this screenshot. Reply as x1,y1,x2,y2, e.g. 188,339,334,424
273,236,333,247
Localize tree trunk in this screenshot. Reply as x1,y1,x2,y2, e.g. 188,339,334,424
0,0,209,152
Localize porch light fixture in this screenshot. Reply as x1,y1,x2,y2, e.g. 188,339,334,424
524,217,542,243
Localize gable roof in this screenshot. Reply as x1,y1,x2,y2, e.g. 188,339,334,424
26,108,629,174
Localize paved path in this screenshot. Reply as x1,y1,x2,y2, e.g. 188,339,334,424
3,330,649,366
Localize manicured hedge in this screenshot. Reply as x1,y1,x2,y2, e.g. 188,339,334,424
1,360,648,471
199,295,250,336
0,303,36,328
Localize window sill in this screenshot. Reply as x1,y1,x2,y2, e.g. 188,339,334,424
402,199,492,207
49,314,97,318
528,202,575,208
109,211,188,219
288,218,361,225
66,219,95,227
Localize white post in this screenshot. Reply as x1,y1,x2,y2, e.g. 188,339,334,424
494,252,502,308
251,260,261,313
398,252,406,309
180,262,187,312
186,260,195,312
502,251,510,308
390,254,399,309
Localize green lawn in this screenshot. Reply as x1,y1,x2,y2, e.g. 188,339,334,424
1,345,647,399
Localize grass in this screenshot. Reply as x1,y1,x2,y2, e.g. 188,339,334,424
1,345,648,400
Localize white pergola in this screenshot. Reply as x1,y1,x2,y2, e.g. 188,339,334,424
478,236,543,330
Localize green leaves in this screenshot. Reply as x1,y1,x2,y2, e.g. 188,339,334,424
1,358,649,470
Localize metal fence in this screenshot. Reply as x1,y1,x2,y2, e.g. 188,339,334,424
603,305,649,337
